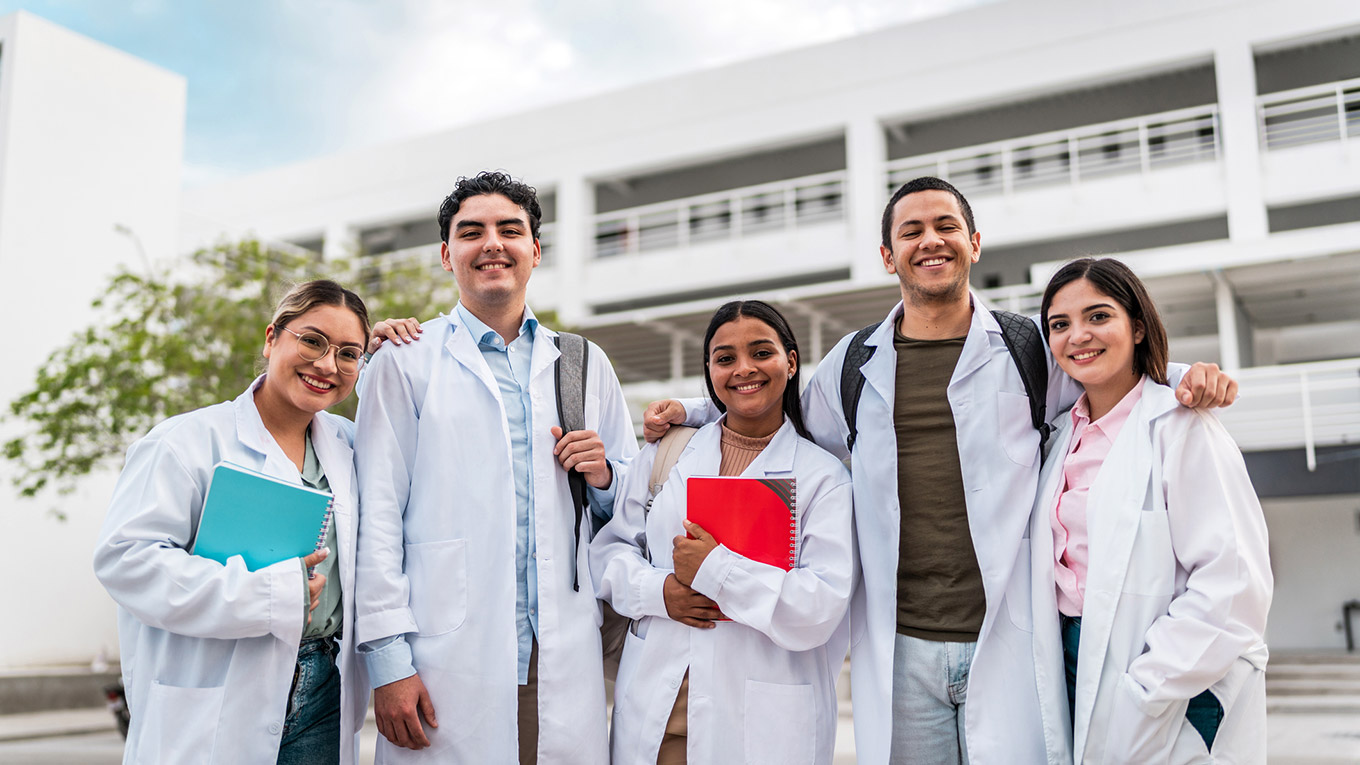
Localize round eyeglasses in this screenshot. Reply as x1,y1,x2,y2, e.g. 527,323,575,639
278,326,366,375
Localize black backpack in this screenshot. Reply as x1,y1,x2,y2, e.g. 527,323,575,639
838,310,1052,454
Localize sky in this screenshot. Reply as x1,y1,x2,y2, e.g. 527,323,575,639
0,0,989,186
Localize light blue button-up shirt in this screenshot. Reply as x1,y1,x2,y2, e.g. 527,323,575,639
458,303,540,685
361,303,619,689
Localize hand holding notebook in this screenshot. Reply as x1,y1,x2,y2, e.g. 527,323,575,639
685,476,798,572
191,462,335,573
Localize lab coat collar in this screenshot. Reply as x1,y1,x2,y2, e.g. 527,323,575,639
951,292,1009,387
232,375,349,485
443,303,559,394
676,416,800,481
860,293,1007,402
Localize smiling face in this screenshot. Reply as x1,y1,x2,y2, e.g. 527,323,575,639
261,303,367,415
440,192,540,315
706,315,798,438
1045,277,1146,405
880,189,981,306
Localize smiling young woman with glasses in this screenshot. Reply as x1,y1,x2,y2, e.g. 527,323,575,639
94,280,421,765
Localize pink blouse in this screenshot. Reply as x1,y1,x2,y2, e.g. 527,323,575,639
1052,380,1145,617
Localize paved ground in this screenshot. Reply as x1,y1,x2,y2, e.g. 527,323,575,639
0,707,1353,763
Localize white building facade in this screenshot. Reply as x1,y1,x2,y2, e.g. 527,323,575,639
0,12,185,668
181,0,1360,652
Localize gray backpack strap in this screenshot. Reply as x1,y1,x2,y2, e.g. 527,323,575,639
839,324,879,453
552,332,590,591
990,310,1052,452
640,425,697,562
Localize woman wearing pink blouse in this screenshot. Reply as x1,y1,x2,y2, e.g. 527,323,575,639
1028,258,1272,764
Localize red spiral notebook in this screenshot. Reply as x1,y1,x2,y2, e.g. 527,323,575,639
686,477,798,570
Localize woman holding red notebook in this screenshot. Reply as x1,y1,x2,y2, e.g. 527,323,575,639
591,300,855,765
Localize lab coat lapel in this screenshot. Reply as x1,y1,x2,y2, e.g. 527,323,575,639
309,415,353,506
444,314,501,400
860,305,899,415
676,423,722,483
949,296,1002,388
232,376,302,481
740,418,799,477
1072,381,1178,752
530,322,561,384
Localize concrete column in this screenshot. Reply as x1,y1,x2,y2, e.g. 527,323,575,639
845,115,889,284
1214,41,1269,243
322,222,358,262
671,333,685,383
553,174,591,325
1212,270,1254,371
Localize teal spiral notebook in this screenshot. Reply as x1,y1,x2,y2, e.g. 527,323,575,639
191,461,334,572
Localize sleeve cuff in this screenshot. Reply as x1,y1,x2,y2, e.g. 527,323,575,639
639,568,672,619
587,460,621,521
690,545,736,601
360,635,417,689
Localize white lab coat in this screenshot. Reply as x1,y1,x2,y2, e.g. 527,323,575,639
352,313,638,764
93,378,369,765
591,418,855,765
685,297,1082,763
1029,378,1272,764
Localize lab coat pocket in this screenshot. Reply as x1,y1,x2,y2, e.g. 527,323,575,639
1100,673,1187,765
743,680,815,765
404,538,469,635
996,392,1039,467
133,681,225,764
1122,510,1175,597
615,629,646,702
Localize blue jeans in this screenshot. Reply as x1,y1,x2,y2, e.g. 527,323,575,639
1061,616,1222,750
889,632,975,765
277,635,341,765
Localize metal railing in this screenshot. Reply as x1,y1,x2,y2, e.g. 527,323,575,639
592,171,847,259
886,104,1221,198
1258,77,1360,151
1218,357,1360,470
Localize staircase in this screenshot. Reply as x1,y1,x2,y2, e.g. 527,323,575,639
1267,653,1360,714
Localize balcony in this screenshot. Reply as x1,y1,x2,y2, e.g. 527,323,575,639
884,106,1225,247
1258,78,1360,206
886,105,1220,199
1218,358,1360,469
592,172,846,260
1259,77,1360,151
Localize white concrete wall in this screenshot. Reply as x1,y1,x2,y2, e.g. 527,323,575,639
0,12,185,668
178,0,1360,322
1263,495,1360,650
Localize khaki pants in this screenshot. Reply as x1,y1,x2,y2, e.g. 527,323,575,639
518,640,538,765
656,671,689,765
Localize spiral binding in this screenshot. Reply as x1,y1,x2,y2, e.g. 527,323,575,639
788,480,798,568
307,498,336,577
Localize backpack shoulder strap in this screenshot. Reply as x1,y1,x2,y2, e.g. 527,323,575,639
648,425,698,506
639,424,697,563
554,332,588,433
990,310,1052,451
840,323,879,453
552,332,591,590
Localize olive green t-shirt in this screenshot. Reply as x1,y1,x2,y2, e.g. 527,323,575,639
892,326,985,642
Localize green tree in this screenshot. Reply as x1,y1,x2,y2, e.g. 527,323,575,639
3,239,453,503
